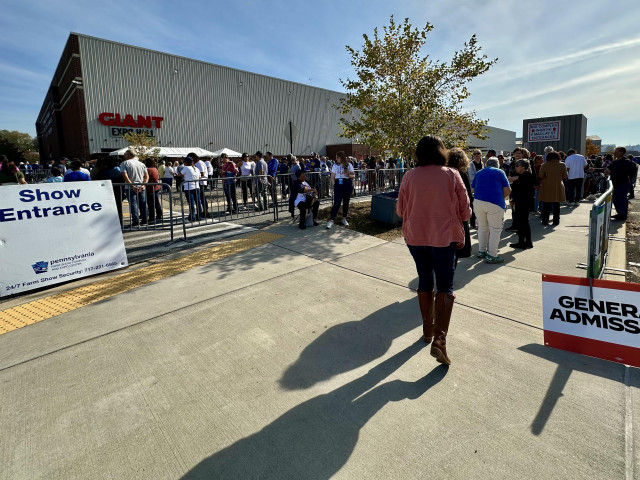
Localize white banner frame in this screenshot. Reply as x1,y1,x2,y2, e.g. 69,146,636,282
0,181,128,297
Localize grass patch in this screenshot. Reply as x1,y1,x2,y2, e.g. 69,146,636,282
316,201,403,241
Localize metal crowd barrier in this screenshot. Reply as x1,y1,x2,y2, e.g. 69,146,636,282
586,179,614,280
270,168,403,212
177,175,278,239
112,182,175,242
27,167,403,242
24,168,52,183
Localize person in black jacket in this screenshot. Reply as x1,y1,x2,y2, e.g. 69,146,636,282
447,148,472,266
289,169,319,229
508,159,535,249
95,155,125,225
607,147,637,221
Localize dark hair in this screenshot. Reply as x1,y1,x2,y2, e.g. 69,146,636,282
295,168,305,178
187,152,199,160
415,135,448,167
487,149,496,157
447,148,469,172
104,156,119,169
546,151,560,162
242,153,249,160
51,167,62,177
70,160,82,170
254,150,263,158
567,149,576,155
145,158,157,168
335,150,349,168
1,159,17,175
616,146,627,155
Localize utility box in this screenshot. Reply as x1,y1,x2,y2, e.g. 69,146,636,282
371,191,402,225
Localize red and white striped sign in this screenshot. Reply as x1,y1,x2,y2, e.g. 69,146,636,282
542,274,640,368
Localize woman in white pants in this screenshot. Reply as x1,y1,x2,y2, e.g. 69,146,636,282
470,157,511,264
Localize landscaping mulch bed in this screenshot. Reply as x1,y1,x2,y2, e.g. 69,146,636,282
626,195,640,283
316,201,403,242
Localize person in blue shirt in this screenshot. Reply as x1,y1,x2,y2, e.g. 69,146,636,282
266,152,279,177
63,160,90,182
45,167,64,183
471,157,511,264
278,157,290,199
309,153,321,191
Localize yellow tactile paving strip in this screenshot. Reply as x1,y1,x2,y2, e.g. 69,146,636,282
0,232,283,335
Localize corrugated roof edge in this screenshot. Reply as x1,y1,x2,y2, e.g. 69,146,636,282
70,31,347,98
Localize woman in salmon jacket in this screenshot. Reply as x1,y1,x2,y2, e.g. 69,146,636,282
396,135,471,365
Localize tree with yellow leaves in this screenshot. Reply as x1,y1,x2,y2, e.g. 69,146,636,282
338,16,497,162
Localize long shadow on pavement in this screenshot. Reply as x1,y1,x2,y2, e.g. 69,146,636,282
279,298,419,390
182,340,447,480
518,344,626,436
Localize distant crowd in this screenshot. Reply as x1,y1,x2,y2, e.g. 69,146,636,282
0,145,637,235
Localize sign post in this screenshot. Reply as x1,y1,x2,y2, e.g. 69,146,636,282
586,180,613,279
0,181,128,297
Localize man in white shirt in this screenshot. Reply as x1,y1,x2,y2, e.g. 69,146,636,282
239,153,255,209
204,157,214,189
120,149,149,225
181,155,203,221
564,148,587,205
193,153,209,217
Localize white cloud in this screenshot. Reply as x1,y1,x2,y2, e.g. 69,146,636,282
471,60,640,112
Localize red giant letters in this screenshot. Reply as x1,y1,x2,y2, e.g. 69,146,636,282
98,113,164,128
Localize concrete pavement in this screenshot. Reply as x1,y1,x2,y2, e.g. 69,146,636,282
0,199,636,479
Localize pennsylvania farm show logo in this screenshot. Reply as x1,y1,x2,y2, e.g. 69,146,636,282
31,261,49,274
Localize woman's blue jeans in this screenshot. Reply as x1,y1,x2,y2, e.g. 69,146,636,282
407,243,457,294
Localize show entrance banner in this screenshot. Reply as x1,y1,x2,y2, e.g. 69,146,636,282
0,181,128,297
542,274,640,368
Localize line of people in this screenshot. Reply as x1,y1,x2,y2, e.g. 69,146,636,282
394,136,638,367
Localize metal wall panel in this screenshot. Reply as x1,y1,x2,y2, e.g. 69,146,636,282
77,34,349,156
466,125,516,154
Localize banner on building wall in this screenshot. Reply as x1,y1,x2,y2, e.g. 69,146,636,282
528,121,561,142
0,181,128,297
542,274,640,368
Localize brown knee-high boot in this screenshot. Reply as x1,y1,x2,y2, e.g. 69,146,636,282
417,291,435,343
431,292,455,365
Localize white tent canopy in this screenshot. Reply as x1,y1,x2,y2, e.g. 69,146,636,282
210,147,242,158
109,146,217,158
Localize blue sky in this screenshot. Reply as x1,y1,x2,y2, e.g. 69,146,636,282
2,0,639,146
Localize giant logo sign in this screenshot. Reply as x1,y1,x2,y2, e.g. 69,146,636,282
98,112,164,138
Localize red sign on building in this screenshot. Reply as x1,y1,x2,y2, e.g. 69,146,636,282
98,113,164,129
